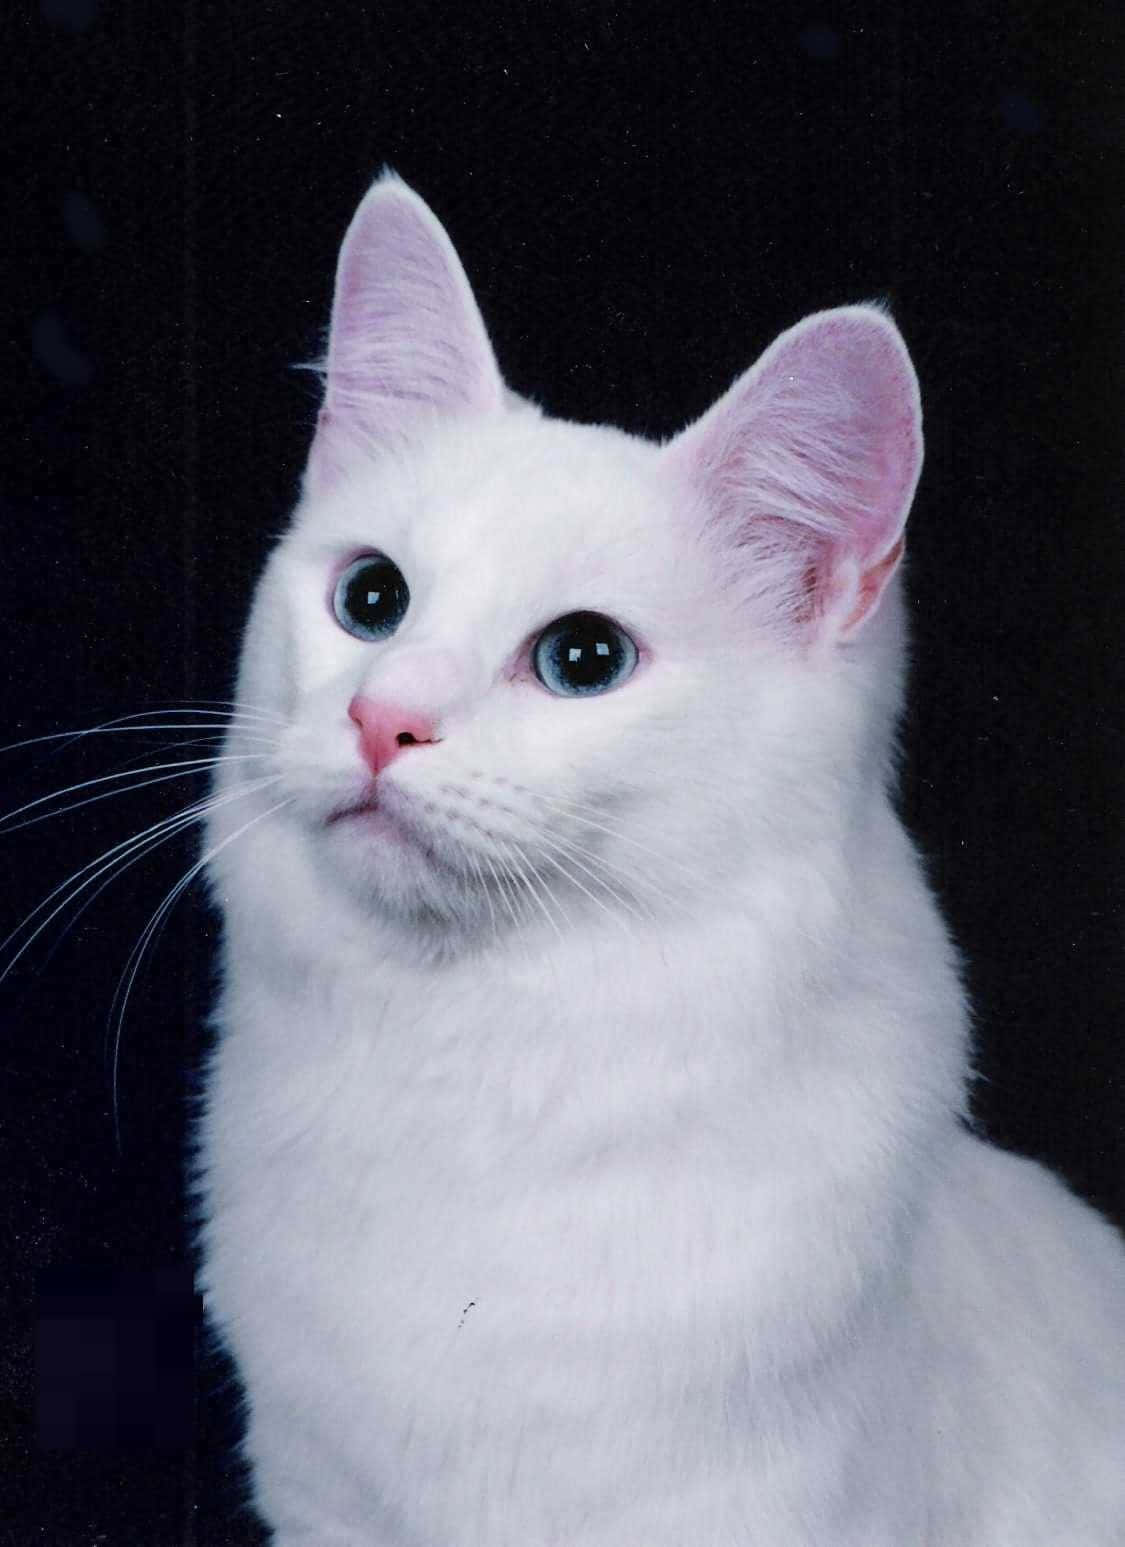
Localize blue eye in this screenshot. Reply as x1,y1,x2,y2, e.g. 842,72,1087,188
332,554,409,642
533,611,638,697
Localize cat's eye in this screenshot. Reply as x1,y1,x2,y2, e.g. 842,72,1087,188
332,553,410,642
532,611,638,697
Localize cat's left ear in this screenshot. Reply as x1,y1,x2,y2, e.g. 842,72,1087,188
306,173,504,494
663,305,922,642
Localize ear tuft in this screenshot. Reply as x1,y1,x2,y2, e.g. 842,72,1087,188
664,305,922,641
306,176,504,494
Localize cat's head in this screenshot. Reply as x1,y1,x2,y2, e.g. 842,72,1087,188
217,174,922,947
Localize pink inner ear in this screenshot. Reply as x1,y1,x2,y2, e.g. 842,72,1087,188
307,177,503,492
665,306,922,640
833,536,905,634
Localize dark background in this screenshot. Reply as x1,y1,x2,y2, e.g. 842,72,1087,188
4,1,1124,1542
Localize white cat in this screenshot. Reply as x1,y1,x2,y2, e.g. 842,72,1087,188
197,173,1125,1545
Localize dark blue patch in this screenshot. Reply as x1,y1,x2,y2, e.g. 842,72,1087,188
31,312,94,387
36,1265,199,1451
799,23,841,60
62,190,107,252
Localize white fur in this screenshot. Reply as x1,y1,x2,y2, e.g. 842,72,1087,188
197,177,1125,1545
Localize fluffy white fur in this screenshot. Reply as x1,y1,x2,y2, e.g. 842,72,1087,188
197,175,1125,1545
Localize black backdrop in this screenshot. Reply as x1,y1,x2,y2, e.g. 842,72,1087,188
6,2,1124,1542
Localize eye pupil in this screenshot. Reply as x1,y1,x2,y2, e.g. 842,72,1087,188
534,611,638,697
333,555,409,642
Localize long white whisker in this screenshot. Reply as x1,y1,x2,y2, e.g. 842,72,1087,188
530,843,640,936
521,788,697,879
516,837,573,937
1,706,286,758
1,757,270,836
86,703,286,728
523,838,577,940
0,722,280,758
0,755,269,831
110,793,293,1148
529,826,651,924
149,698,286,723
108,732,277,767
2,799,214,968
0,777,281,980
452,845,475,924
498,852,530,931
482,850,522,936
494,852,537,963
45,780,280,975
541,825,678,915
465,846,498,941
497,838,566,942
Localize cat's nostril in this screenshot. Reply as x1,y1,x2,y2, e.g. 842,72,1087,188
347,695,440,776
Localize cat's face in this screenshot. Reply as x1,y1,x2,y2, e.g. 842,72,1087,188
236,411,755,932
217,176,922,943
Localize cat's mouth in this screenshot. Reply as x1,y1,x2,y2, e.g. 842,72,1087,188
326,793,381,825
325,791,412,847
324,786,456,870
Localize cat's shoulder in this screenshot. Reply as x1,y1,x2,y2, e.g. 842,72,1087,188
915,1126,1125,1533
921,1127,1125,1321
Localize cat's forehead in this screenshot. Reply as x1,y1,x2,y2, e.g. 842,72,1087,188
412,414,667,558
306,413,687,602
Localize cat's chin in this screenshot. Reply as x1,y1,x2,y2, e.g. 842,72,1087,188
316,789,477,927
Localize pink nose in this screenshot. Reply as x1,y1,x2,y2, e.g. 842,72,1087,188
347,695,439,777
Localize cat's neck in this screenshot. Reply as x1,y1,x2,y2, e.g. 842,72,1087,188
210,790,968,1380
218,788,968,1130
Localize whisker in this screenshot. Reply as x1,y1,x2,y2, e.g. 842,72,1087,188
451,847,474,924
109,793,294,1149
0,754,270,832
529,826,652,924
516,838,573,937
0,777,281,981
531,851,581,952
114,735,229,762
93,702,286,727
0,722,276,758
518,787,698,879
481,850,523,937
541,825,679,915
498,853,530,932
1,706,286,758
107,732,277,768
148,698,287,724
43,779,281,976
495,855,538,963
529,843,640,936
464,845,498,941
1,756,272,836
497,838,566,942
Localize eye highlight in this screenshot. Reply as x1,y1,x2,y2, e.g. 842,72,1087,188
332,553,410,642
532,611,638,697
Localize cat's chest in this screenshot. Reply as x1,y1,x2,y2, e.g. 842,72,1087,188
199,946,932,1543
203,957,776,1349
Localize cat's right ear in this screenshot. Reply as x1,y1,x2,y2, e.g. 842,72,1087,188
305,173,504,495
661,305,922,645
